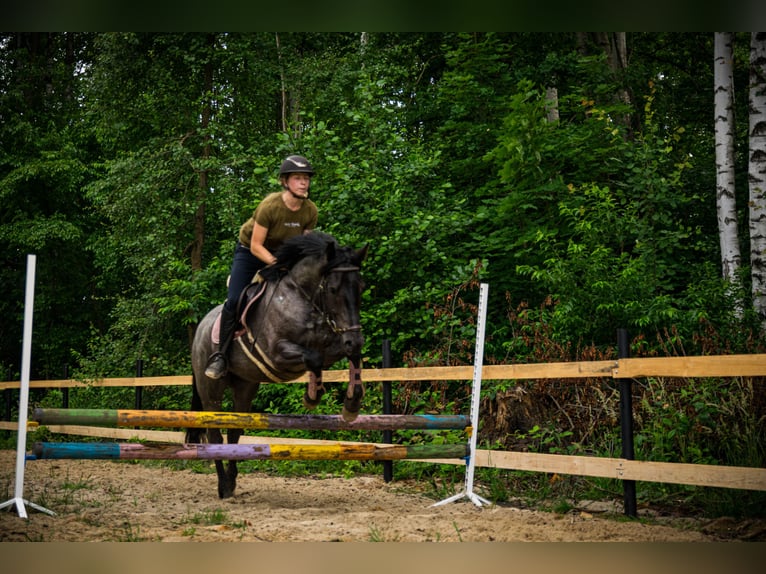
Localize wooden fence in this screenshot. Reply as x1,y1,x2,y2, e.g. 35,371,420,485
2,354,765,492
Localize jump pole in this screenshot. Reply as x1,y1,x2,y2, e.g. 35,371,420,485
432,282,491,508
33,409,470,431
31,441,470,461
0,255,54,518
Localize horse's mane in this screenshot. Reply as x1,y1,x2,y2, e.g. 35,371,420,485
259,232,338,283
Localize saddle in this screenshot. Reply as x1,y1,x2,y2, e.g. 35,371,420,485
211,274,268,344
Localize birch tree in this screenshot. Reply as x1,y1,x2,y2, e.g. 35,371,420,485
749,32,766,330
578,32,632,129
713,32,741,286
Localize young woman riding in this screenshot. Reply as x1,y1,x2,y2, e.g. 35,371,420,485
204,154,318,379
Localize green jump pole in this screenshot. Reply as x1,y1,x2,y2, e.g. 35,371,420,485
33,408,470,431
31,441,470,461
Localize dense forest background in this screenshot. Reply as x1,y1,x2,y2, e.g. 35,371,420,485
2,32,765,516
2,32,763,379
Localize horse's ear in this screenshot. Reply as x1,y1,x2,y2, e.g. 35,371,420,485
355,244,369,264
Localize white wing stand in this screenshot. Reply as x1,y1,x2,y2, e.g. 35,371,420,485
432,282,491,508
0,254,54,518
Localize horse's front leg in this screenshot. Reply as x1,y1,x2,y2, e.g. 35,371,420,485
274,341,325,410
342,354,364,422
302,346,325,409
304,369,326,409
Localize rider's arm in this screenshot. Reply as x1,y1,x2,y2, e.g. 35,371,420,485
250,223,277,265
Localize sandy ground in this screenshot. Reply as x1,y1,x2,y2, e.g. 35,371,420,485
1,450,765,543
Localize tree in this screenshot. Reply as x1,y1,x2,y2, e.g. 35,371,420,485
0,33,98,378
714,33,741,287
82,33,252,374
750,32,766,331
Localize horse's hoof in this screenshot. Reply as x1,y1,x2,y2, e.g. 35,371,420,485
341,406,359,422
303,390,324,410
218,477,236,499
342,384,363,422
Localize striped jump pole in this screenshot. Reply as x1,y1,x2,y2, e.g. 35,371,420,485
31,441,470,462
32,408,470,432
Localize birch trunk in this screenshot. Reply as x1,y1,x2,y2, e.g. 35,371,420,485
714,32,741,285
545,87,559,123
590,32,631,130
749,32,766,330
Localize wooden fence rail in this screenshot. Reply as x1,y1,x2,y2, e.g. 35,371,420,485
2,354,765,390
2,354,765,492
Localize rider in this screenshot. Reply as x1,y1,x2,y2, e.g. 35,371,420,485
204,154,318,380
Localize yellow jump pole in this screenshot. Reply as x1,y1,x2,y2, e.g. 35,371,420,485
33,408,470,431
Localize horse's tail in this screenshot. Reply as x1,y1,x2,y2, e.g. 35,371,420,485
185,371,204,444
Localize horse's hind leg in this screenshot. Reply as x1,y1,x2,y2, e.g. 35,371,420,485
222,428,244,498
185,373,206,444
205,427,234,499
187,377,232,498
208,426,242,499
218,380,261,499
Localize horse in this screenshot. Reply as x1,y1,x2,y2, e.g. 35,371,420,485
186,231,368,498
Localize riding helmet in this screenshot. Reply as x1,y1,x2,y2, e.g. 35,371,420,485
279,155,314,176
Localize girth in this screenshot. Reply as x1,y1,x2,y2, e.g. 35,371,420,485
235,337,306,383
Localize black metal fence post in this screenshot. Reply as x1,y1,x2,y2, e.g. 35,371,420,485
617,328,637,518
135,359,144,411
382,340,393,483
62,364,69,409
3,367,12,422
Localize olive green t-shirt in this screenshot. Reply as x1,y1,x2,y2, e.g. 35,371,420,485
238,192,318,251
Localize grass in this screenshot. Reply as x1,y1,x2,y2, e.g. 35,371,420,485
116,522,157,542
368,524,386,542
452,520,463,541
185,508,229,525
179,508,250,540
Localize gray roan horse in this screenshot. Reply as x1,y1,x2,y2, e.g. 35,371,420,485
187,232,368,498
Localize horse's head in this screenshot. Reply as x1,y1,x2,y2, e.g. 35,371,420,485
323,241,368,357
266,233,368,358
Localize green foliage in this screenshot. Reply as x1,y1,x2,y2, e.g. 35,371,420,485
3,31,760,377
483,79,709,347
2,33,765,520
0,33,101,377
635,377,765,468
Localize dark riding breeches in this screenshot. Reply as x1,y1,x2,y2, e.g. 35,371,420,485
225,243,267,314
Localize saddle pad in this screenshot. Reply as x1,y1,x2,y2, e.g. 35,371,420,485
210,281,267,344
211,313,246,345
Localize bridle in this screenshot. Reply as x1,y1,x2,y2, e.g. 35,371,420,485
295,264,363,335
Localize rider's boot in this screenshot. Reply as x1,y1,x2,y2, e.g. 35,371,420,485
204,306,238,379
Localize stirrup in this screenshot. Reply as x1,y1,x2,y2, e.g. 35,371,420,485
204,353,228,379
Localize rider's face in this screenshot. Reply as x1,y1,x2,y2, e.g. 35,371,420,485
285,173,311,198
